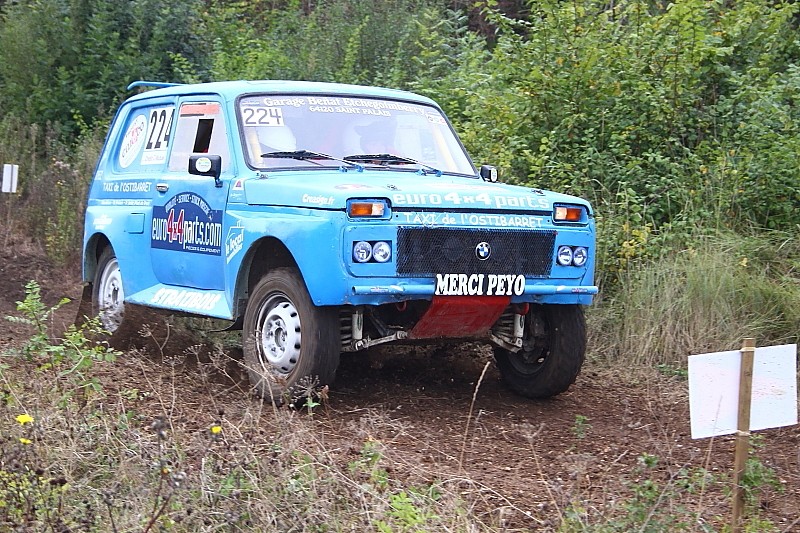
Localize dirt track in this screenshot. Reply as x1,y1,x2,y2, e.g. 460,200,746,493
1,243,798,530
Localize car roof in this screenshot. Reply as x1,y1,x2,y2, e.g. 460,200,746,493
124,80,439,107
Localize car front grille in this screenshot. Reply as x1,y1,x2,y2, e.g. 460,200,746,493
396,227,556,277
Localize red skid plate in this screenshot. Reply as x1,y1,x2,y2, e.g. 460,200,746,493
409,295,510,340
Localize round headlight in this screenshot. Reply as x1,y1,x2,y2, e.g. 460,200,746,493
372,241,391,263
572,247,588,267
353,241,372,263
556,245,573,266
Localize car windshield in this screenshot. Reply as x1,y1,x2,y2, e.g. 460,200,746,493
238,94,476,175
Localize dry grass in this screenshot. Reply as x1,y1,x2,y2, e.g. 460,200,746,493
1,326,792,532
0,330,516,532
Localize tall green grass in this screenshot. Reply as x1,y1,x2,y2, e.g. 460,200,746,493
589,230,800,367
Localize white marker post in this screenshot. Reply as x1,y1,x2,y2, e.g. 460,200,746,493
2,164,19,193
688,340,798,533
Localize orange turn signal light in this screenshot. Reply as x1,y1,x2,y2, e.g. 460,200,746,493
554,206,583,222
349,201,386,217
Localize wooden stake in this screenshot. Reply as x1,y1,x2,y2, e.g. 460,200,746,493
731,337,755,533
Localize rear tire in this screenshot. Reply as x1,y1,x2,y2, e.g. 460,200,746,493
243,268,339,403
493,304,586,399
93,247,126,334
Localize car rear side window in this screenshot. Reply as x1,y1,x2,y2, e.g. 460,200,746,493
114,104,176,172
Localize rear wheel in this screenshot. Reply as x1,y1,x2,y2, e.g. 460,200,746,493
493,304,586,399
93,247,126,333
243,268,339,403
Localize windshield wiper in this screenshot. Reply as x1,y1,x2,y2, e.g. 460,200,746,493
261,150,363,171
343,154,442,176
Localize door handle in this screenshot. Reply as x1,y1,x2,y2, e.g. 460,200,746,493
156,183,169,193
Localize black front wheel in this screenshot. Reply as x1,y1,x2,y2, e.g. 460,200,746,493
493,304,586,399
243,268,340,403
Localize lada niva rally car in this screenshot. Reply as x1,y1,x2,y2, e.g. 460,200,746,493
82,80,597,403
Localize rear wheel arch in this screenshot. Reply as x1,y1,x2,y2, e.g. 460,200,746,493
83,233,111,283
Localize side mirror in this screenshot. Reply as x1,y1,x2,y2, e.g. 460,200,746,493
189,155,223,188
480,164,498,183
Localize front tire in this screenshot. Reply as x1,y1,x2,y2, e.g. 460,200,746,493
243,268,339,403
493,304,586,399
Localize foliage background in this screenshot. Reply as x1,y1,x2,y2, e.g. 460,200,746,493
1,0,799,363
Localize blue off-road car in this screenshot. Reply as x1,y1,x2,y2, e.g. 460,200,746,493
81,80,597,402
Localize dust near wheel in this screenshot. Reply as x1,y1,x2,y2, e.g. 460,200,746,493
89,246,167,349
493,304,586,399
243,267,339,404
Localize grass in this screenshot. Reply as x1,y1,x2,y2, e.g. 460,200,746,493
588,230,800,368
1,355,486,531
0,293,513,531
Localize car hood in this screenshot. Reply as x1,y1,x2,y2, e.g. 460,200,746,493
241,170,590,213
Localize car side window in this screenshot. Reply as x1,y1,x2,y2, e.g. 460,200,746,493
168,101,230,173
114,103,176,173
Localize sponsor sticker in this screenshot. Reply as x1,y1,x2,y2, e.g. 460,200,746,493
396,212,544,228
334,184,373,190
225,223,245,264
97,199,151,206
434,274,526,296
93,214,112,229
150,287,222,311
392,192,549,210
102,180,152,194
302,194,334,206
151,192,223,255
196,157,212,173
119,114,148,168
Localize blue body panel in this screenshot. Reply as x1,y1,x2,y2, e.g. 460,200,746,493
83,80,597,322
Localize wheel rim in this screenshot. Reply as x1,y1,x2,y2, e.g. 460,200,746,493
255,294,302,375
98,257,125,332
509,314,550,374
510,346,548,373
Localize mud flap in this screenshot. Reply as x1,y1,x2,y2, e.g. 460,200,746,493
409,295,510,340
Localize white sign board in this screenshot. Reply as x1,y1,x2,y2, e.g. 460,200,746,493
688,344,798,439
2,164,19,193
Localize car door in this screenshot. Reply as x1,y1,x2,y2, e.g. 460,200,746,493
150,97,233,290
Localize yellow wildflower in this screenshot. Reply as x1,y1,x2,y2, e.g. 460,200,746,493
210,425,222,435
15,414,34,425
19,438,32,445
